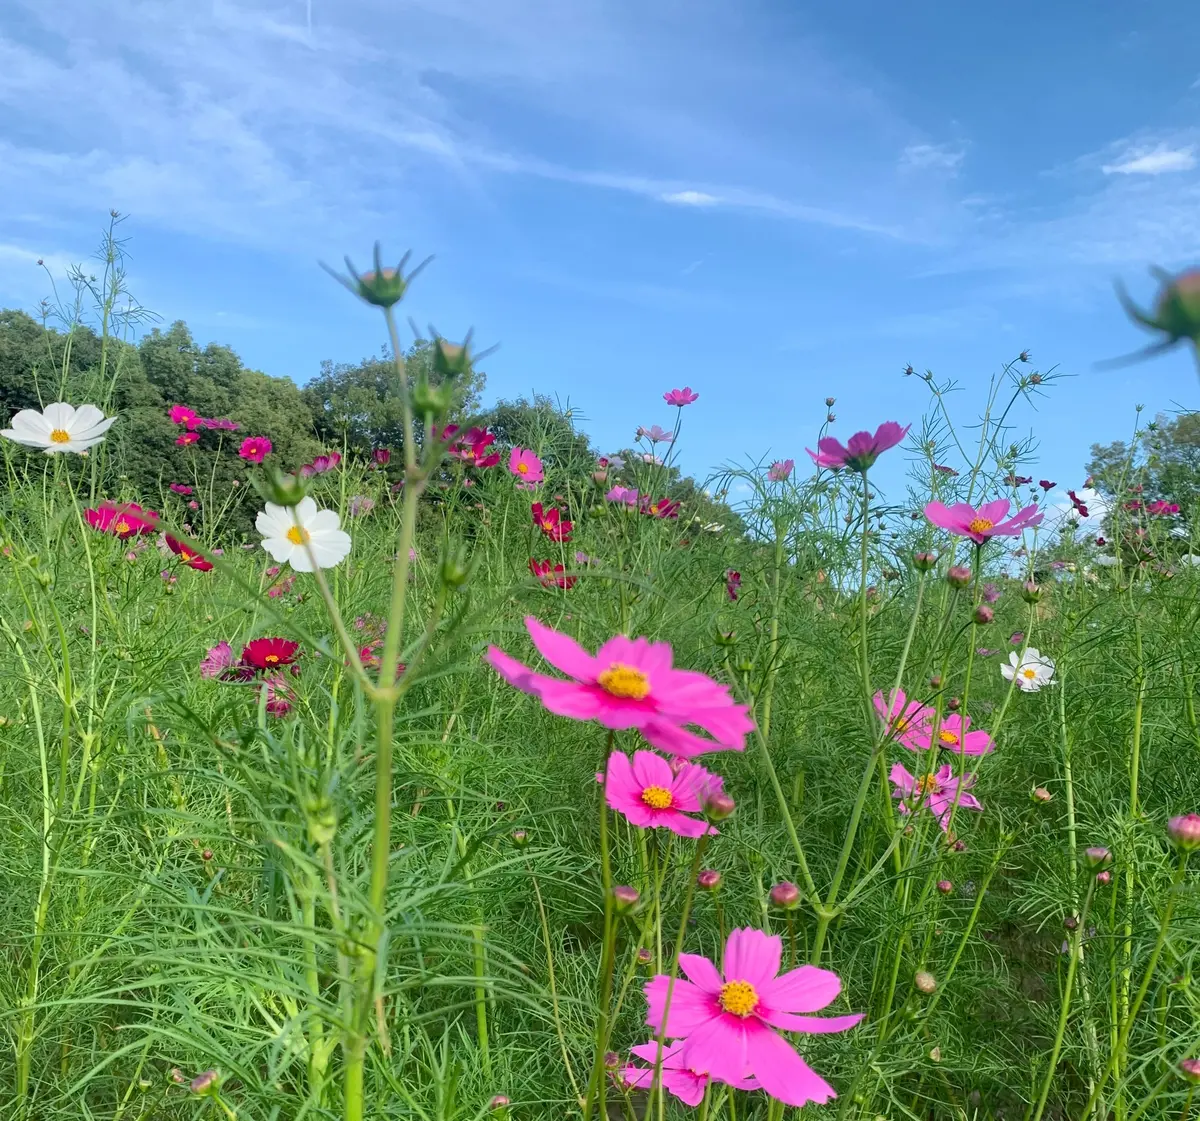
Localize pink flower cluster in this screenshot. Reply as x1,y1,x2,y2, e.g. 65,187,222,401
436,425,501,469
605,486,680,518
169,405,240,446
199,637,301,715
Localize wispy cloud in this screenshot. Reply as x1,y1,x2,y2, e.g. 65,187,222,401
660,190,719,207
1102,146,1196,175
900,142,965,174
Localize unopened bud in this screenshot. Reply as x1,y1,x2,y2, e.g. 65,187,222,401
1064,914,1079,932
929,675,942,689
947,696,961,712
1168,813,1200,851
1180,1058,1200,1084
511,829,529,848
636,947,652,966
697,869,722,891
612,885,640,913
936,880,953,895
912,551,937,572
1084,846,1111,869
1021,580,1042,603
947,566,972,588
257,466,309,507
914,970,937,994
489,1094,511,1111
973,604,994,625
189,1070,220,1096
706,792,736,821
825,397,835,407
1096,870,1112,885
604,1051,620,1070
202,848,214,862
439,539,474,589
769,881,801,910
1032,786,1052,803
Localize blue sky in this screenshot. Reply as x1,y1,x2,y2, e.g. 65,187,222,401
3,0,1200,516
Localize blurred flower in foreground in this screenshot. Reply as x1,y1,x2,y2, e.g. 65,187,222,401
1109,268,1200,368
2,402,116,455
807,421,909,472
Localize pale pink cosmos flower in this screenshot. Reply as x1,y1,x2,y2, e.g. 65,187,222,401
909,712,993,755
644,928,862,1107
486,616,754,757
890,762,982,830
606,485,640,506
664,387,699,407
640,424,673,444
200,641,236,679
604,750,722,838
508,447,544,484
806,421,909,472
924,498,1043,544
767,459,794,482
873,689,934,750
619,1041,758,1106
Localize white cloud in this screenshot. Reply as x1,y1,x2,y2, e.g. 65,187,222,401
1102,146,1196,175
660,190,719,206
900,142,965,173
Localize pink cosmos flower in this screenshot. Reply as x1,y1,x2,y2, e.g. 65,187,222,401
806,421,909,472
238,436,272,463
529,558,577,590
606,485,640,506
664,387,699,407
202,417,240,432
924,498,1043,544
169,482,193,495
643,496,680,519
200,641,237,679
873,689,933,750
619,1041,758,1106
532,502,572,542
1146,499,1180,515
604,750,722,838
644,928,862,1107
508,447,544,484
890,762,982,830
767,459,794,482
373,447,391,467
640,424,673,444
486,616,755,757
456,428,501,468
85,501,157,538
169,405,203,430
909,712,993,755
176,432,200,447
261,676,293,717
725,570,741,601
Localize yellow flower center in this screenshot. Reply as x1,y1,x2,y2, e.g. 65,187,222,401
181,550,194,562
893,716,910,733
517,462,528,474
286,525,309,545
49,428,71,443
114,520,130,535
1022,667,1037,679
597,663,651,700
265,654,280,664
914,774,939,796
641,785,673,809
967,517,994,534
938,729,959,746
719,980,759,1018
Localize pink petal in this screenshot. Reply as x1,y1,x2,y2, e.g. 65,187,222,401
872,420,908,452
662,1068,706,1106
761,964,843,1013
524,616,597,681
845,429,874,456
759,1009,864,1033
642,719,743,758
976,498,1012,525
485,647,543,695
630,750,673,790
629,1041,686,1069
680,1014,751,1085
536,679,608,721
655,809,715,837
888,762,916,796
678,952,724,994
723,928,782,988
644,976,715,1037
742,1019,838,1107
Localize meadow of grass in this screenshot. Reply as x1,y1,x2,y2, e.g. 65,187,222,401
2,245,1200,1121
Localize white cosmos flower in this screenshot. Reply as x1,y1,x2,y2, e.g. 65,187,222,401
1001,647,1056,692
1,402,116,454
256,496,351,572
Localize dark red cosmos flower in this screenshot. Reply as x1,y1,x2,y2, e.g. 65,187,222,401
1068,490,1089,517
1096,536,1107,546
170,482,193,495
242,637,301,670
933,464,958,476
372,448,391,467
725,569,741,601
1004,474,1033,486
1039,480,1056,491
531,502,572,542
643,497,680,518
529,558,577,589
166,535,213,571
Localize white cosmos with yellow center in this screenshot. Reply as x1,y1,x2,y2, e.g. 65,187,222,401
1001,647,1056,692
1,402,116,454
257,496,351,572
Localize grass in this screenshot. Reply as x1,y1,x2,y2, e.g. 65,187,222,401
2,245,1200,1121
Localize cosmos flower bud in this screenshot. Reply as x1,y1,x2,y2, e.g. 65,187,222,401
769,881,801,910
825,397,836,406
947,696,961,711
936,880,953,895
912,551,937,571
489,1094,511,1111
1021,580,1042,603
1084,846,1111,869
1032,786,1053,803
697,869,722,891
325,243,427,308
635,947,652,966
1115,268,1200,359
439,539,475,589
1096,870,1112,885
1179,1058,1200,1084
612,885,640,913
914,970,937,995
603,1051,620,1070
202,848,214,862
189,1071,220,1096
973,604,994,625
511,829,529,848
257,466,309,508
1064,914,1079,932
1168,813,1200,851
947,566,972,588
705,792,736,821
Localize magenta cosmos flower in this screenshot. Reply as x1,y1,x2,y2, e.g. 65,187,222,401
619,1041,759,1106
768,459,794,482
486,616,754,757
644,928,862,1107
909,712,993,755
238,436,272,463
873,689,933,750
890,762,981,830
605,750,722,838
806,421,909,472
664,387,699,407
508,447,543,485
924,498,1043,544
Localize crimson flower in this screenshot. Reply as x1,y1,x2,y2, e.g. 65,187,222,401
1146,499,1180,515
1068,490,1089,517
238,436,272,463
529,558,577,589
166,535,213,571
176,432,200,447
726,570,741,601
85,501,157,538
1040,479,1056,491
933,463,958,476
372,447,391,466
1003,474,1033,486
532,502,572,542
169,482,193,495
644,496,680,518
806,421,908,472
241,637,300,670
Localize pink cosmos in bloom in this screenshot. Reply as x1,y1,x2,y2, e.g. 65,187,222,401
619,1041,759,1106
910,712,993,755
238,436,272,463
200,641,236,679
664,387,699,407
604,750,722,838
806,421,909,472
924,498,1043,544
508,447,544,484
169,482,193,495
166,536,214,571
85,501,158,538
486,616,755,757
643,496,680,518
606,485,640,506
169,405,203,430
767,459,794,482
261,676,293,717
643,927,862,1107
1146,499,1180,515
639,424,673,444
890,762,982,830
455,428,501,468
529,558,577,589
872,689,933,750
202,417,240,432
532,502,572,542
176,432,200,447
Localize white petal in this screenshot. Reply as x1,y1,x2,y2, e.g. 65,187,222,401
2,428,52,448
310,530,351,569
294,496,318,524
256,506,292,537
68,404,107,431
70,416,117,440
306,508,342,534
288,543,316,572
42,402,76,430
261,536,295,563
9,409,53,436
